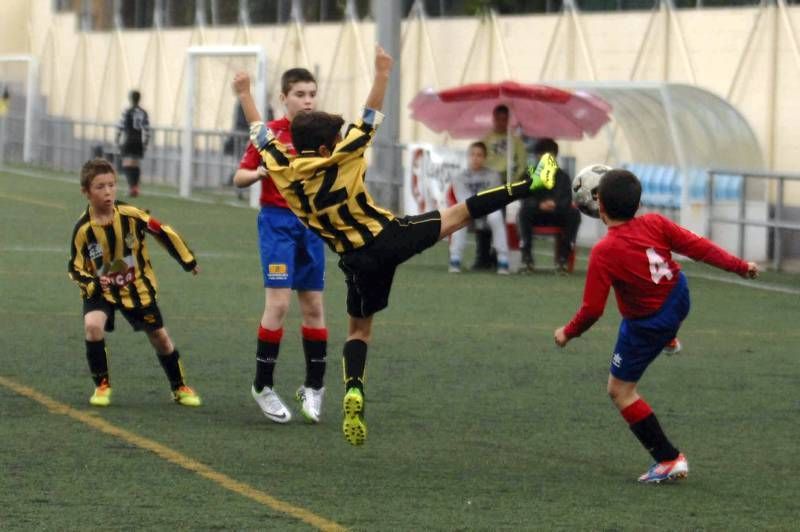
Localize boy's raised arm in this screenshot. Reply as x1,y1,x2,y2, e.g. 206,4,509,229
364,45,393,113
233,72,275,151
233,72,262,125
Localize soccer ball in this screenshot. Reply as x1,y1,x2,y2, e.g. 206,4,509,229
572,164,611,218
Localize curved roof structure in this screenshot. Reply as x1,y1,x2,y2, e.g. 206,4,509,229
554,82,766,237
558,82,765,171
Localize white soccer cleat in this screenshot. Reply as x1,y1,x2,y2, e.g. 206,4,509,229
661,338,682,356
251,385,292,423
296,385,325,423
638,453,689,483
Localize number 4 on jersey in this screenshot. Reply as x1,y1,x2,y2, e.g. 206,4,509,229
646,247,673,284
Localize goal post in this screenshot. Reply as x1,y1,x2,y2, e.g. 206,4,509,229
181,46,267,207
0,54,39,164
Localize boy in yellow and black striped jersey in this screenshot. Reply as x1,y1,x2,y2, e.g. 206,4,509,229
234,46,556,445
68,158,202,407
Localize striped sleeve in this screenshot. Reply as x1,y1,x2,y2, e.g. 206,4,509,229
251,122,294,187
67,217,99,298
118,204,197,271
333,108,384,163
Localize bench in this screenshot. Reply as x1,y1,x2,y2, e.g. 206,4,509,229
622,163,743,208
506,223,576,273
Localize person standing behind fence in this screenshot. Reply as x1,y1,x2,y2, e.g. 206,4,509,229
116,90,150,198
233,68,328,425
448,141,510,274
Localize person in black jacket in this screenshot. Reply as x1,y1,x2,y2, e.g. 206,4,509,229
517,138,581,273
116,90,150,197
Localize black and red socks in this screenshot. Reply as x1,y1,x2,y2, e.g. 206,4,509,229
621,398,679,463
254,326,282,392
302,326,327,390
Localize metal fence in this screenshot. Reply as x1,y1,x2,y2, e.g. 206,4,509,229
10,114,400,208
707,169,800,271
34,116,248,196
0,99,29,165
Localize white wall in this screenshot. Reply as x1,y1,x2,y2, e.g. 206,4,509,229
4,2,800,176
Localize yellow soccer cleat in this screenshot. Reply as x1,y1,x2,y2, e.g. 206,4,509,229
528,153,558,191
342,387,366,446
89,379,112,407
173,385,202,407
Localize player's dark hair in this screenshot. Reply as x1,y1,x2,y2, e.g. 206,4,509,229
81,158,117,189
129,90,141,105
598,169,641,220
533,138,559,157
291,111,345,154
281,68,317,96
468,141,487,156
493,104,509,116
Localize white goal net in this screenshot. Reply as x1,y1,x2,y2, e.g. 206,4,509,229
0,55,39,165
180,46,267,206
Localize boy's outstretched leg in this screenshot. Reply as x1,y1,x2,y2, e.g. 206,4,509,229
439,153,558,239
342,316,371,446
609,376,687,483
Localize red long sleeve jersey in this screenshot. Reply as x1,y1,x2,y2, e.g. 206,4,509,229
564,213,749,338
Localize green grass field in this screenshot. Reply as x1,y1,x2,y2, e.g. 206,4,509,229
1,166,798,530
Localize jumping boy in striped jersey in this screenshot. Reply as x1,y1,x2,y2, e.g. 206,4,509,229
68,158,202,407
233,45,557,445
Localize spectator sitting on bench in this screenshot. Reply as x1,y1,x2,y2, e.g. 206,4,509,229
448,141,510,275
517,138,581,274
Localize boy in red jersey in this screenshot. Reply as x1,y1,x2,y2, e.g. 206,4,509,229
554,169,758,483
233,68,328,425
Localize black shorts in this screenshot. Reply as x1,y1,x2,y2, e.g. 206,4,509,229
338,211,441,318
120,141,144,159
83,293,164,332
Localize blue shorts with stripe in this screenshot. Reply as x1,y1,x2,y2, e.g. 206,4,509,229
610,272,690,382
257,206,325,291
